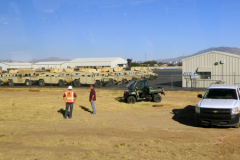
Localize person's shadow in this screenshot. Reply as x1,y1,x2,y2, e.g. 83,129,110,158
80,105,92,113
57,108,69,118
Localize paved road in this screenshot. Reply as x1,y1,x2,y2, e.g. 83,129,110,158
105,69,206,91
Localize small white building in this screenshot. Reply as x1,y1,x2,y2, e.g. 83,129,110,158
0,62,32,71
61,57,127,68
32,61,67,70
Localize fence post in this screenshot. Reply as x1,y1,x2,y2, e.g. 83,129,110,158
234,73,235,86
171,73,173,91
118,74,119,89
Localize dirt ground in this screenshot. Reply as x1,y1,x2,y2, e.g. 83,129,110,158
1,88,240,160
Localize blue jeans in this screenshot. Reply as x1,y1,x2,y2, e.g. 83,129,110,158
91,101,96,114
64,103,73,118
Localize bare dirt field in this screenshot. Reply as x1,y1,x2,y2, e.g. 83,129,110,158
1,88,240,160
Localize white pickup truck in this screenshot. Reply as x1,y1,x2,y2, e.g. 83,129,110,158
195,85,240,128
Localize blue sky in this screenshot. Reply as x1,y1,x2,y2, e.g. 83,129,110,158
1,0,240,62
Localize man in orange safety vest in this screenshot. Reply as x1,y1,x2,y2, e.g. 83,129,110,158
63,86,77,119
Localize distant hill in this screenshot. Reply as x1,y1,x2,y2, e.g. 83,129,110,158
0,57,70,63
31,57,70,63
156,47,240,63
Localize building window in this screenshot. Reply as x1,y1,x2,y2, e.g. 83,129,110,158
198,72,211,79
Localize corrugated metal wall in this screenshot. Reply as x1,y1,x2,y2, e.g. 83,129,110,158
182,51,240,88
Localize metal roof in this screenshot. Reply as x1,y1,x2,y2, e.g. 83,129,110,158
182,51,240,61
69,57,126,63
0,62,32,66
33,61,67,65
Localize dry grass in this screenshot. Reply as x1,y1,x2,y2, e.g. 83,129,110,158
0,88,240,159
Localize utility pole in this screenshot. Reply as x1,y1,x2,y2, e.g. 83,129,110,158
145,53,146,62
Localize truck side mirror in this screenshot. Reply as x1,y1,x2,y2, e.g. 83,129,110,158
197,94,202,98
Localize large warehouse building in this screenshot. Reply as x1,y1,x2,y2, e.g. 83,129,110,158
61,57,127,68
0,62,32,71
182,51,240,88
0,57,127,71
32,61,67,70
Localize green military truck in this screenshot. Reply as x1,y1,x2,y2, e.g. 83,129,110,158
124,79,165,104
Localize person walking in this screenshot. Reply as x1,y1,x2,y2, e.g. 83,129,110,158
63,86,77,119
89,85,96,114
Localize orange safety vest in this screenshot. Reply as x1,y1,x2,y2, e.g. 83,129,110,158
65,91,74,103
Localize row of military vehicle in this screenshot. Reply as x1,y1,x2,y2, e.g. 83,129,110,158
0,69,158,87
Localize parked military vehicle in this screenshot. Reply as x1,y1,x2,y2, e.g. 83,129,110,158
71,72,103,88
141,70,151,79
8,70,36,86
93,72,114,86
0,65,158,88
114,71,132,84
35,72,72,87
147,70,158,80
133,71,143,80
124,79,165,104
0,73,9,86
124,71,136,80
101,72,120,85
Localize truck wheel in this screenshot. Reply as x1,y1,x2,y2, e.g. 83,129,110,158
234,117,240,128
25,80,32,86
8,79,14,86
59,80,65,87
121,79,125,84
127,96,136,104
94,81,102,88
0,80,2,86
39,80,45,86
153,94,162,102
149,75,154,80
74,80,81,87
109,80,114,86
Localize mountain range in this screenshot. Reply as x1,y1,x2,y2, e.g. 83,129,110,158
1,47,240,63
156,47,240,63
0,57,70,63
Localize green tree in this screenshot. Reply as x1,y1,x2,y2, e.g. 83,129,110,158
131,62,141,66
143,60,157,66
167,63,175,66
177,62,182,66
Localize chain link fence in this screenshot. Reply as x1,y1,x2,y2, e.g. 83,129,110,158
183,74,240,89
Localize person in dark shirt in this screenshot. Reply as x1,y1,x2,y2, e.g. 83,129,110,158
89,85,96,114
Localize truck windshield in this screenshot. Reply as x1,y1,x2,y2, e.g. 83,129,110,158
203,89,238,100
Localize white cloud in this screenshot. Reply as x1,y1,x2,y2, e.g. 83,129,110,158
0,16,9,25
